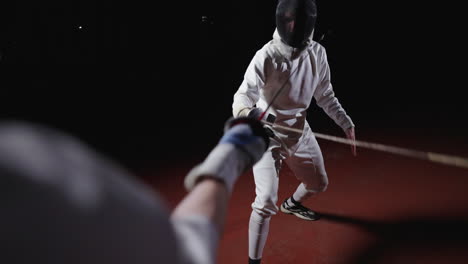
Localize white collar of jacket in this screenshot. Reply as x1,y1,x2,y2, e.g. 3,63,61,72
272,28,314,60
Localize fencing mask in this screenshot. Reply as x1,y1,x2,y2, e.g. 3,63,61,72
276,0,317,48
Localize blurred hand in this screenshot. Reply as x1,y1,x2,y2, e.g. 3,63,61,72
222,117,270,160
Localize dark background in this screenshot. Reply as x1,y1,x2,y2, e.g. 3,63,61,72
1,0,467,173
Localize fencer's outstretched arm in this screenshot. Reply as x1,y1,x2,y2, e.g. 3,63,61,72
171,117,269,264
0,118,268,264
172,179,229,235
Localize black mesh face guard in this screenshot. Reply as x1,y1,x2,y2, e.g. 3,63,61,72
276,0,317,48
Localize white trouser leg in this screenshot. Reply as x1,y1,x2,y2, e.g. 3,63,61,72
249,143,283,259
251,144,282,217
286,125,328,203
248,210,271,260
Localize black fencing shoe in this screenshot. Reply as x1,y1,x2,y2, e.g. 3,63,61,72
280,198,320,221
249,257,261,264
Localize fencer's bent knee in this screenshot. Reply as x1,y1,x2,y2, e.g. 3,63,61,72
250,210,271,224
315,174,328,192
317,179,328,192
251,194,278,217
251,205,277,218
303,172,328,193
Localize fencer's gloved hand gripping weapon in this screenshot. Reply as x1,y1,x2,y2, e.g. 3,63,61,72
184,117,270,193
238,107,277,139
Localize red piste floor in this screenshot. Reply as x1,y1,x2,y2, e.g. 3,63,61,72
145,129,468,264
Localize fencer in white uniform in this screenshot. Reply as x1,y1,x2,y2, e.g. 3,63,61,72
232,0,355,262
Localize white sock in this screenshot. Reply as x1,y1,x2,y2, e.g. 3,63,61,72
292,183,315,203
248,210,271,260
287,197,297,206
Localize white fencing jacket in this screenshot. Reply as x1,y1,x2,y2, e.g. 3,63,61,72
233,29,354,150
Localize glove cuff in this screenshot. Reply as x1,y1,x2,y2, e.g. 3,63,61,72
184,120,269,193
184,143,251,193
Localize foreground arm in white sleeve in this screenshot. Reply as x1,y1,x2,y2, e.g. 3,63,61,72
171,117,269,264
0,117,268,264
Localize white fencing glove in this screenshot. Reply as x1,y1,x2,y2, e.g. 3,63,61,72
184,117,269,193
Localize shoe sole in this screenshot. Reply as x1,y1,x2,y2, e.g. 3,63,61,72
280,204,320,221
